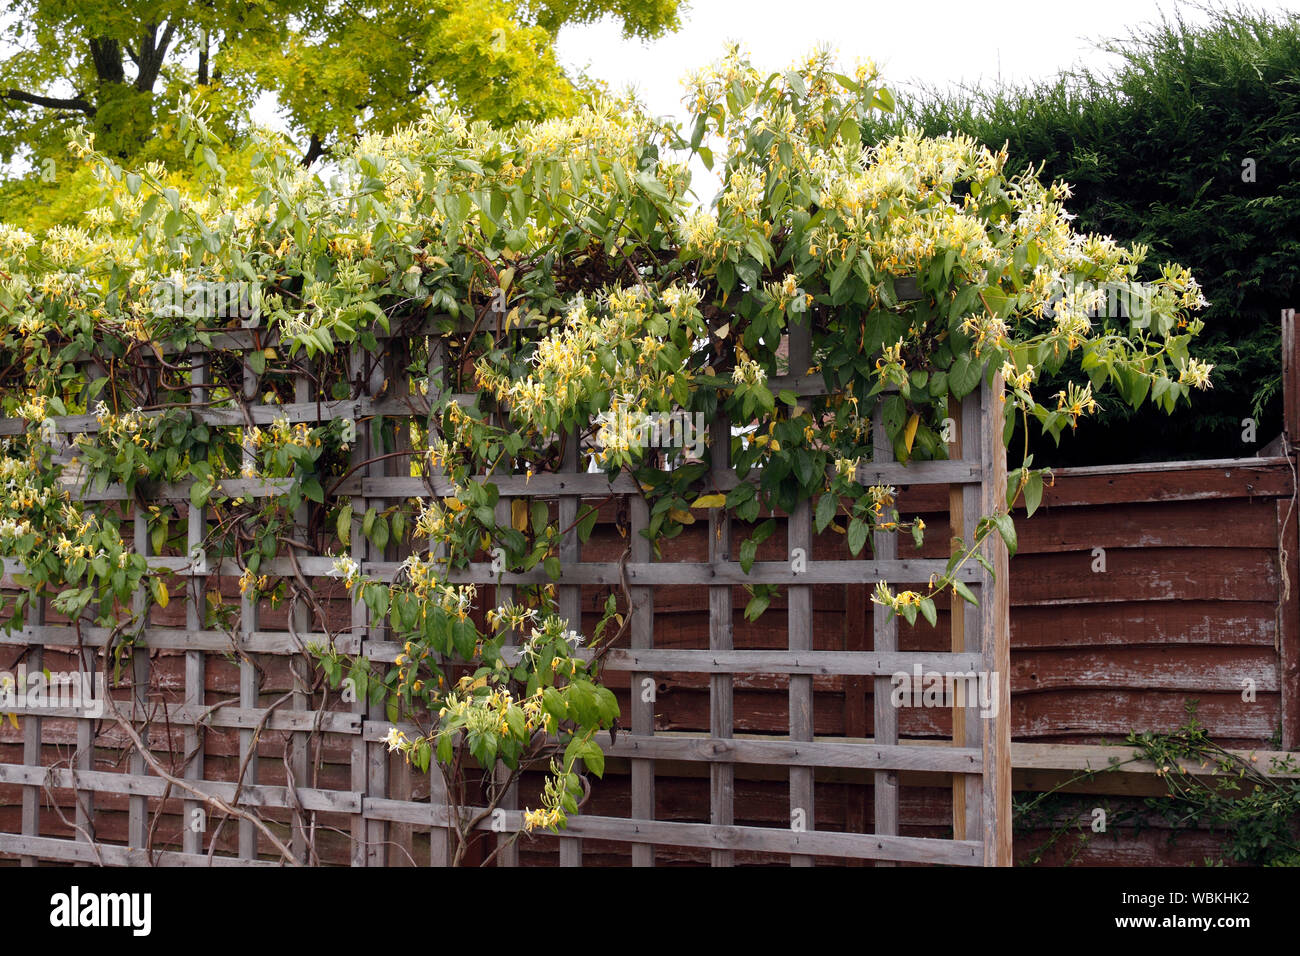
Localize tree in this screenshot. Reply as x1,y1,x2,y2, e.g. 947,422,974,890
0,0,683,226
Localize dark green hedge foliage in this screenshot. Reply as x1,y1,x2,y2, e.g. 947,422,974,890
869,7,1300,464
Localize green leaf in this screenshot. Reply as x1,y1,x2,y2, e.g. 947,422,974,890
919,597,938,627
190,481,212,509
847,517,869,556
992,512,1017,557
542,687,566,719
582,743,605,779
576,505,600,543
337,504,352,547
1024,471,1044,518
952,580,979,606
949,353,982,399
815,493,837,533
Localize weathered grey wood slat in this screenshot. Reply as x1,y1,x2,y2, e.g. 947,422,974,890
492,494,520,868
958,394,984,843
426,337,452,867
185,351,208,856
362,799,983,865
628,492,655,867
558,430,582,867
20,596,42,867
74,640,97,858
59,315,460,363
360,364,389,867
238,360,260,862
788,320,815,867
3,554,978,584
369,643,985,675
369,558,981,586
383,343,416,867
129,509,150,854
0,625,359,656
348,457,980,498
76,363,108,863
289,365,313,864
708,414,735,866
0,394,477,437
1,703,359,732
606,734,982,773
74,476,295,503
871,405,900,866
0,833,283,867
0,764,362,812
979,373,1013,866
348,346,373,868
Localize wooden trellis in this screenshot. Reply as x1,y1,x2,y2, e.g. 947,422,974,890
0,319,1011,867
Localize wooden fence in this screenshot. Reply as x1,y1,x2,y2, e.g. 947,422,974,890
0,321,1015,867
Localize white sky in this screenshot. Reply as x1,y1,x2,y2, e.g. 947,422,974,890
555,0,1296,121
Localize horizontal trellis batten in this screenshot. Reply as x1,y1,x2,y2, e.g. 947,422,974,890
0,313,1011,868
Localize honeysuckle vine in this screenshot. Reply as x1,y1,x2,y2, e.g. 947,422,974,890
0,47,1211,856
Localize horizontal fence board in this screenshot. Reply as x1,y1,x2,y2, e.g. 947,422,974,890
0,833,283,866
0,764,360,812
361,798,983,865
604,734,983,773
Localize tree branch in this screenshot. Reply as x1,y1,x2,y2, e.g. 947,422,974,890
2,89,95,114
301,133,328,167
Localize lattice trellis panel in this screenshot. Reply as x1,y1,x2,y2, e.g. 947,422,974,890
0,323,1010,867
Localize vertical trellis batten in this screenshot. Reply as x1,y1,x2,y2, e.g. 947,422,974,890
425,337,452,866
628,493,654,867
978,374,1012,865
288,361,313,863
958,394,984,844
787,322,814,866
129,509,151,852
385,346,414,865
347,347,370,867
19,599,42,866
870,406,900,864
492,495,520,867
183,348,207,856
557,431,582,867
708,414,735,866
363,351,390,867
237,358,259,860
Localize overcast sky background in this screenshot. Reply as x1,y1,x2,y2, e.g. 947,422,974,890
554,0,1294,120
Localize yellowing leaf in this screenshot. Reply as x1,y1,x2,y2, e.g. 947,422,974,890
151,578,169,609
6,712,17,730
904,413,920,454
691,494,727,509
511,498,528,531
445,497,465,512
668,508,696,524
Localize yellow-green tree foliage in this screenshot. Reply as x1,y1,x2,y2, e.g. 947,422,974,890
0,0,684,230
